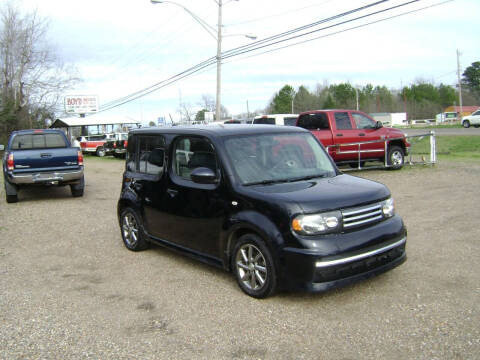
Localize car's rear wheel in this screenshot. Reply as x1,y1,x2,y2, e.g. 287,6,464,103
4,178,18,203
120,207,148,251
70,176,84,197
463,120,470,128
233,234,277,298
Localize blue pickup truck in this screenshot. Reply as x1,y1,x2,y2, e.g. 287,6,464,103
1,129,85,203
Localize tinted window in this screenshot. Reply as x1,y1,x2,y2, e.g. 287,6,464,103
11,133,67,150
138,136,165,175
352,113,375,129
126,135,137,172
334,112,352,130
174,137,217,180
254,117,275,125
284,117,297,126
297,113,329,130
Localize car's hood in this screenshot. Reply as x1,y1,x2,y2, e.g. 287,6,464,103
245,174,390,214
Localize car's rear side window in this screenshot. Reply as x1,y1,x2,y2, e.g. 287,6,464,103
11,133,67,150
126,135,165,175
284,117,297,126
254,117,275,125
297,113,329,130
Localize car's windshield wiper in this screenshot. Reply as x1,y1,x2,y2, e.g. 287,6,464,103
243,179,291,186
288,173,331,182
243,173,330,186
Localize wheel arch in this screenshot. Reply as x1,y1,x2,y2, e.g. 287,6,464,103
221,212,285,272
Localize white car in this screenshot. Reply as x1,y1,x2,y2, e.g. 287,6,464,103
462,109,480,128
253,114,298,126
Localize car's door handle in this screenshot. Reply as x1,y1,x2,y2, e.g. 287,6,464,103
359,133,366,136
336,134,343,137
40,153,52,158
167,189,178,198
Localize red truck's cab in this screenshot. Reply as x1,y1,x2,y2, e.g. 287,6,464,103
296,110,410,169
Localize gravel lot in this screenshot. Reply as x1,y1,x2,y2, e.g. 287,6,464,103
1,157,479,359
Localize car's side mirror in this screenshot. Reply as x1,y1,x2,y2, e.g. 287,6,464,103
375,121,383,129
191,167,217,184
0,145,4,151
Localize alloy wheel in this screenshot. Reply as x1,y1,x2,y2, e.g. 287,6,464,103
122,213,139,248
235,244,268,291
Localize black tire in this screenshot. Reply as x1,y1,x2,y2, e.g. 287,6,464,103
232,234,277,299
96,147,106,157
120,207,149,251
70,176,85,197
474,125,479,128
463,120,470,128
6,194,18,203
387,145,404,170
4,178,18,203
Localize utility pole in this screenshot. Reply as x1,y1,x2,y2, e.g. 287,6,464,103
215,0,223,122
456,49,463,120
246,99,250,121
355,88,359,111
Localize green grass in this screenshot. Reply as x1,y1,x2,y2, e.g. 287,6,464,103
408,135,480,160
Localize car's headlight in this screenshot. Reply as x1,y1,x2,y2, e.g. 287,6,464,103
292,211,342,235
382,198,395,218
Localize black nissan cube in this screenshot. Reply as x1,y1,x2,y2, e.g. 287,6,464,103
117,125,406,298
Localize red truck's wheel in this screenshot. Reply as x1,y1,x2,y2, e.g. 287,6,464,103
387,146,404,170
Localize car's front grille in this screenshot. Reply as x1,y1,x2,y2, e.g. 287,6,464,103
342,202,384,230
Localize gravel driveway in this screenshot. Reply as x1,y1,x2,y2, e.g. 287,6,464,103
1,157,479,359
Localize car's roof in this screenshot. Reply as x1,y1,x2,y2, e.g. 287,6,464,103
130,124,308,138
13,129,63,134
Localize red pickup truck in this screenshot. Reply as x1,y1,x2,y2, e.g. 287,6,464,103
296,110,410,169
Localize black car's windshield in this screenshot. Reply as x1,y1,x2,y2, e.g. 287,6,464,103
224,132,336,185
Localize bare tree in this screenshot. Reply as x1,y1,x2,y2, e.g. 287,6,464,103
0,2,79,136
177,102,196,124
198,94,215,112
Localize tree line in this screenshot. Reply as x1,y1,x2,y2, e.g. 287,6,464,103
266,67,480,120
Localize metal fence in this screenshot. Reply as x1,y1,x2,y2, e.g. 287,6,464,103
327,131,436,171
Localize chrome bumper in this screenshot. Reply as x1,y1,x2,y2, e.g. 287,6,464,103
315,237,406,268
8,169,84,184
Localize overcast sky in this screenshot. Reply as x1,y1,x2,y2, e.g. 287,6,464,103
18,0,480,123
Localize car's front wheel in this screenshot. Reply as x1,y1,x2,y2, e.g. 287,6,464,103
120,207,149,251
463,120,470,128
96,147,106,157
233,234,277,298
387,145,404,170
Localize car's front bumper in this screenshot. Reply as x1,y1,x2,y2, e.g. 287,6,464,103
7,169,84,185
280,216,407,292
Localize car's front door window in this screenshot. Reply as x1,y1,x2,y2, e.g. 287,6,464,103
174,137,217,181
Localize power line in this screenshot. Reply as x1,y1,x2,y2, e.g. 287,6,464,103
98,0,393,112
99,0,452,114
222,0,454,64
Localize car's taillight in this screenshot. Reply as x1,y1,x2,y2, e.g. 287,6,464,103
7,153,14,171
124,140,128,148
77,150,84,166
113,142,117,148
